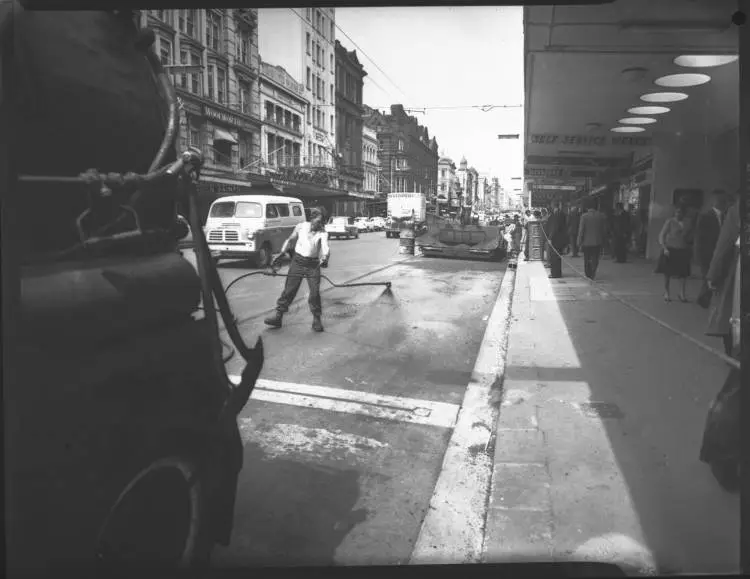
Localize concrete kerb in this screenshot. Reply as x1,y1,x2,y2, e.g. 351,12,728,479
409,263,517,565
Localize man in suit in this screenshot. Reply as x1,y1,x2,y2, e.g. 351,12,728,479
577,199,608,280
695,189,730,308
567,206,581,257
545,202,568,278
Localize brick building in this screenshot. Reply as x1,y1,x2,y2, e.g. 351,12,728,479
364,104,439,198
335,40,367,194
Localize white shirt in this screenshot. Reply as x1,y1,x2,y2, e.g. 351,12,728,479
291,221,330,260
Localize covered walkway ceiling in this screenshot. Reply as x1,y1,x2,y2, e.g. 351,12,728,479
524,0,739,191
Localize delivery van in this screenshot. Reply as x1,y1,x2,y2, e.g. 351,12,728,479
204,195,305,267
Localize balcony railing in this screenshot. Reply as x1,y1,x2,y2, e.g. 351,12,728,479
264,114,303,136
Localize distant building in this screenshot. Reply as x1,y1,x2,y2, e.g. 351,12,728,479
363,104,439,202
258,59,307,175
362,125,379,194
437,155,458,212
137,9,263,211
258,8,337,172
335,39,367,207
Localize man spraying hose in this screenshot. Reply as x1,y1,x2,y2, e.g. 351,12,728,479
264,206,330,332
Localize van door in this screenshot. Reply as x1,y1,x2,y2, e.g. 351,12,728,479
271,203,294,249
264,203,282,251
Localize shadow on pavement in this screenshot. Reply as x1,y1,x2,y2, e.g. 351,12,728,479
503,261,739,573
215,441,368,567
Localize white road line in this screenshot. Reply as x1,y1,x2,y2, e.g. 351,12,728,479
409,267,516,565
230,376,460,429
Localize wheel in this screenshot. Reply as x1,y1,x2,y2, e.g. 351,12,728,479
255,244,272,268
95,457,212,571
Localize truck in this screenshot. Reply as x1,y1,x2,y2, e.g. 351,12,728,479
385,192,427,238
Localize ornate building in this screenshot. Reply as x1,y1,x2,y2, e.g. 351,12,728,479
335,40,367,195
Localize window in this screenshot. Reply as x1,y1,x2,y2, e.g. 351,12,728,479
190,128,200,147
214,141,232,167
331,21,335,39
306,7,311,21
266,205,279,218
330,84,334,103
441,169,446,178
330,54,334,70
306,67,311,90
178,9,196,38
217,66,226,104
321,16,326,39
238,28,252,65
179,49,188,88
239,80,251,114
159,38,172,66
235,202,262,218
316,45,321,68
210,202,236,218
398,138,405,151
307,103,311,124
206,11,222,52
190,52,201,94
207,66,214,100
274,204,290,217
330,116,334,134
292,205,303,217
239,133,253,168
306,32,311,55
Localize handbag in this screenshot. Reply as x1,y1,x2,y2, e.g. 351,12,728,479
654,249,668,274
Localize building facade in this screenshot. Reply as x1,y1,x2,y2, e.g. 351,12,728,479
437,155,458,212
362,125,379,194
258,8,337,175
139,8,263,207
335,40,367,194
364,104,439,197
259,59,306,176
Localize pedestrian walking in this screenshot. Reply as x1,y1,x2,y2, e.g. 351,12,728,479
567,206,581,257
545,202,568,278
577,200,608,280
511,214,523,256
695,189,729,308
655,205,692,302
264,206,331,332
612,203,632,263
705,198,740,356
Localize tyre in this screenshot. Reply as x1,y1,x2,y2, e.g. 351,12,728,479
256,244,272,268
95,457,212,571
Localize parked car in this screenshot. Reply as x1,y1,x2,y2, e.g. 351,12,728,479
368,217,386,231
327,216,359,239
354,217,371,232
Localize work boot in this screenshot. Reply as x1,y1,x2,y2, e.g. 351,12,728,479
264,310,283,328
312,314,324,332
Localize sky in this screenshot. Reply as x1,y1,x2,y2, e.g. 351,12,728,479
336,6,525,183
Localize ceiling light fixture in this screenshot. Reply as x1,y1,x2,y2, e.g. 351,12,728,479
618,117,657,125
640,92,689,103
611,126,646,133
674,54,738,68
655,73,711,88
628,106,670,115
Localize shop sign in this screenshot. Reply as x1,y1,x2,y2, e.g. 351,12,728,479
525,167,564,178
197,182,253,195
529,134,652,147
203,105,255,131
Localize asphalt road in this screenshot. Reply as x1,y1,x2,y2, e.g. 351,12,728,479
182,232,508,566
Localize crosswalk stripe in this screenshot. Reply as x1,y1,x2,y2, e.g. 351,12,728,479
230,375,460,429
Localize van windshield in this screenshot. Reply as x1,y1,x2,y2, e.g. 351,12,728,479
209,201,262,219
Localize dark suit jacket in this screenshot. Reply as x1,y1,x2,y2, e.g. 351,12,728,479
694,208,723,272
545,210,568,247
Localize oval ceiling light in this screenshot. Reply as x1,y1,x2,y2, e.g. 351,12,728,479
618,117,657,125
674,54,738,68
641,92,689,103
611,126,646,133
628,105,670,115
654,73,711,88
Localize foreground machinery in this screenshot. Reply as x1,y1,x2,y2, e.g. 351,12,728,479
4,5,264,573
416,211,507,261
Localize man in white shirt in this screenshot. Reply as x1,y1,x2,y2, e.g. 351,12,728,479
265,206,331,332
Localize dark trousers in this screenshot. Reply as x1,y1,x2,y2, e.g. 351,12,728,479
569,234,579,257
582,245,601,280
276,254,322,315
614,235,628,263
549,244,563,278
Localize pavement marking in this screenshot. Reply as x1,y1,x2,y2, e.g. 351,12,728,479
238,421,388,461
230,375,460,429
409,266,516,565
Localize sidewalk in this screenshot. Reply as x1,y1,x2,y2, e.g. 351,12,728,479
482,256,740,574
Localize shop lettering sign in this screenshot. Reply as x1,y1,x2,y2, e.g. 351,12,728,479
203,105,255,131
525,167,563,178
198,182,252,195
529,134,652,147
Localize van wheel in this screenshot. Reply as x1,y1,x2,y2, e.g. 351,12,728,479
95,457,212,571
256,244,272,268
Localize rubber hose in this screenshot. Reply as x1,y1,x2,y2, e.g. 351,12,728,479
145,49,180,174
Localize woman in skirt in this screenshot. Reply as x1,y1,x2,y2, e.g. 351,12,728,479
656,205,692,302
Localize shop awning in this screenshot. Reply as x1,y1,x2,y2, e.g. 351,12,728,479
213,128,237,144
